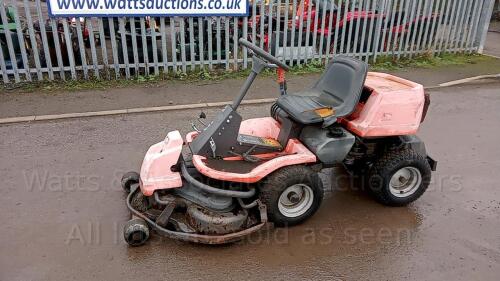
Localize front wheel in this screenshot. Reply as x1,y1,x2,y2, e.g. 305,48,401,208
368,149,431,206
123,218,150,246
259,165,324,227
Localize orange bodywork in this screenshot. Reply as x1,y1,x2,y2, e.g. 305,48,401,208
342,72,426,137
139,131,184,196
192,139,316,183
188,117,317,183
140,73,425,193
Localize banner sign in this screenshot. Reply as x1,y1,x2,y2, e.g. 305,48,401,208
48,0,248,17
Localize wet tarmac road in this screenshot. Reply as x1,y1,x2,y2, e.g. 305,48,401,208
1,81,500,281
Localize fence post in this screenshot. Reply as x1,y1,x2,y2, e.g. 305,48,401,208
325,0,339,62
97,18,110,79
273,0,281,65
129,18,140,75
207,17,213,70
198,18,205,70
160,18,168,74
372,0,387,62
140,18,150,75
107,18,120,79
187,17,195,71
289,0,297,66
179,18,187,72
49,20,65,80
243,16,248,69
317,0,328,59
216,17,221,67
169,18,178,73
476,0,495,53
233,17,238,71
267,0,275,62
10,0,31,81
86,19,100,79
23,0,42,81
0,1,20,82
282,0,290,62
296,0,304,64
224,17,230,70
151,18,159,76
304,0,312,62
74,18,88,79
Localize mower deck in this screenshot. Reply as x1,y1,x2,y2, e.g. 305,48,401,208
127,184,268,244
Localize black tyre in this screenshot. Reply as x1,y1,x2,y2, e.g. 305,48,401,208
123,218,149,246
259,165,323,227
368,149,431,206
121,171,140,193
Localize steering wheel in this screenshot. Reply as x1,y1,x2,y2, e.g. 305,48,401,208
238,38,290,71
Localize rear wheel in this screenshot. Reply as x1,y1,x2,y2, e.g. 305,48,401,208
259,165,323,226
368,149,431,206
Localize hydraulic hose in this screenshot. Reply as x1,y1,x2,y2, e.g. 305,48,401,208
180,162,256,198
237,198,259,209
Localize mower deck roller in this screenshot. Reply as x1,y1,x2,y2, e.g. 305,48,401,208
122,38,436,246
126,183,268,244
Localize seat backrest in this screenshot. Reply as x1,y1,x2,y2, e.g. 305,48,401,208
314,56,368,117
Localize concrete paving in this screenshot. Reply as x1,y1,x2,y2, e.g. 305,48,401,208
1,81,499,281
485,30,500,57
484,21,500,58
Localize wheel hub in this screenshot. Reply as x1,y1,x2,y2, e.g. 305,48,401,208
287,192,301,204
132,232,145,242
278,184,314,218
389,167,422,198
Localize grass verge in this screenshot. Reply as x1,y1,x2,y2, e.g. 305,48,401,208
1,53,492,94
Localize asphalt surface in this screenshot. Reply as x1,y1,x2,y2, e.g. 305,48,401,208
1,81,500,280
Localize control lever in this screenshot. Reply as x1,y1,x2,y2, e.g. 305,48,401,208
229,145,260,163
198,111,207,127
191,112,207,132
191,122,201,133
209,137,216,158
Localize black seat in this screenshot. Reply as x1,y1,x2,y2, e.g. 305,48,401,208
276,56,368,125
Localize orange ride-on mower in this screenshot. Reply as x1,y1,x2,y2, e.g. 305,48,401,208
121,38,437,246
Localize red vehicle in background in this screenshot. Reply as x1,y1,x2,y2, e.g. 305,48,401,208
295,0,379,52
265,0,438,56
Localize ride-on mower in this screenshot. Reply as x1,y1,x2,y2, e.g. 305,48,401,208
121,38,437,246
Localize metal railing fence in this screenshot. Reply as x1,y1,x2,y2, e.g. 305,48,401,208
0,0,495,84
